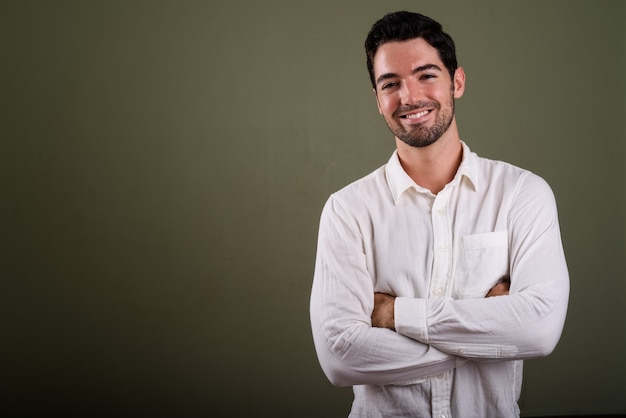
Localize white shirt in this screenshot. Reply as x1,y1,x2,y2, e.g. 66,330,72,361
310,142,569,418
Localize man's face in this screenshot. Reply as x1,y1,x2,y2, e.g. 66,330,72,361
373,37,464,148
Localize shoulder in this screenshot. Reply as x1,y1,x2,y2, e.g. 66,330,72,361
476,156,559,224
327,164,389,207
318,164,391,227
475,153,551,193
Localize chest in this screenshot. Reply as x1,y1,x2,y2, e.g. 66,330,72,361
361,189,511,299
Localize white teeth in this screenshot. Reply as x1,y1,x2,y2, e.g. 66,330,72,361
405,110,429,119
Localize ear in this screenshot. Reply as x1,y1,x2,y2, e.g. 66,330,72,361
374,88,383,115
453,67,466,99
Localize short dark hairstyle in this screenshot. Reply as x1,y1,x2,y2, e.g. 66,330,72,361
365,11,458,89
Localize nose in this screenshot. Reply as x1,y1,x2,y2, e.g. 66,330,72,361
400,78,423,104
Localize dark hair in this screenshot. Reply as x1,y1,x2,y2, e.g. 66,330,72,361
365,11,457,89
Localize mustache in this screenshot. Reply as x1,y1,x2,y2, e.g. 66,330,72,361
393,101,440,118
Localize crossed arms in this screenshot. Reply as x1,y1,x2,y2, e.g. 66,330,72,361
371,278,510,330
310,175,569,387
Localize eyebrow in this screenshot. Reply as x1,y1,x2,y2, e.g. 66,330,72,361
375,64,443,86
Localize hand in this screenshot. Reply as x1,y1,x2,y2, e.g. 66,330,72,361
372,292,395,330
486,278,510,297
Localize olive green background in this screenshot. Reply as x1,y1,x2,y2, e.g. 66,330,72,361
2,1,625,417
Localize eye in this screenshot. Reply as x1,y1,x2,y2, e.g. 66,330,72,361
381,81,399,90
420,73,437,81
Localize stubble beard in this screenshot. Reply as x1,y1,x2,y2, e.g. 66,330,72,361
386,93,455,148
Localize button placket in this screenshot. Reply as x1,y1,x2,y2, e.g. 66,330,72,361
428,194,454,416
430,193,451,298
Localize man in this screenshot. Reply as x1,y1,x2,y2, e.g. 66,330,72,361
310,11,569,417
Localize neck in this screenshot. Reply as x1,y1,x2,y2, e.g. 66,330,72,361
395,120,463,194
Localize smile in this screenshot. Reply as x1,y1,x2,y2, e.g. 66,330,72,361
402,110,430,119
400,110,430,119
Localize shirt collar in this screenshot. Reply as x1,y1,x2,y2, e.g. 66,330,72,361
385,141,479,204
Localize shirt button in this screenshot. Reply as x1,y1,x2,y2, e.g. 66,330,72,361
439,246,445,252
432,288,444,297
458,348,465,355
439,415,446,418
437,208,445,215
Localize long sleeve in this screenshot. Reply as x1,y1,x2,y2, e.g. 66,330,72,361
310,195,459,387
394,172,570,360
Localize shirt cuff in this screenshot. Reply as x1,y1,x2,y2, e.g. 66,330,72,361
395,296,428,343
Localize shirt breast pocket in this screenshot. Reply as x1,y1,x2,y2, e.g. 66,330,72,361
454,231,509,299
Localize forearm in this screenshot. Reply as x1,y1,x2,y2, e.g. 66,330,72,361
395,282,568,360
310,298,459,386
